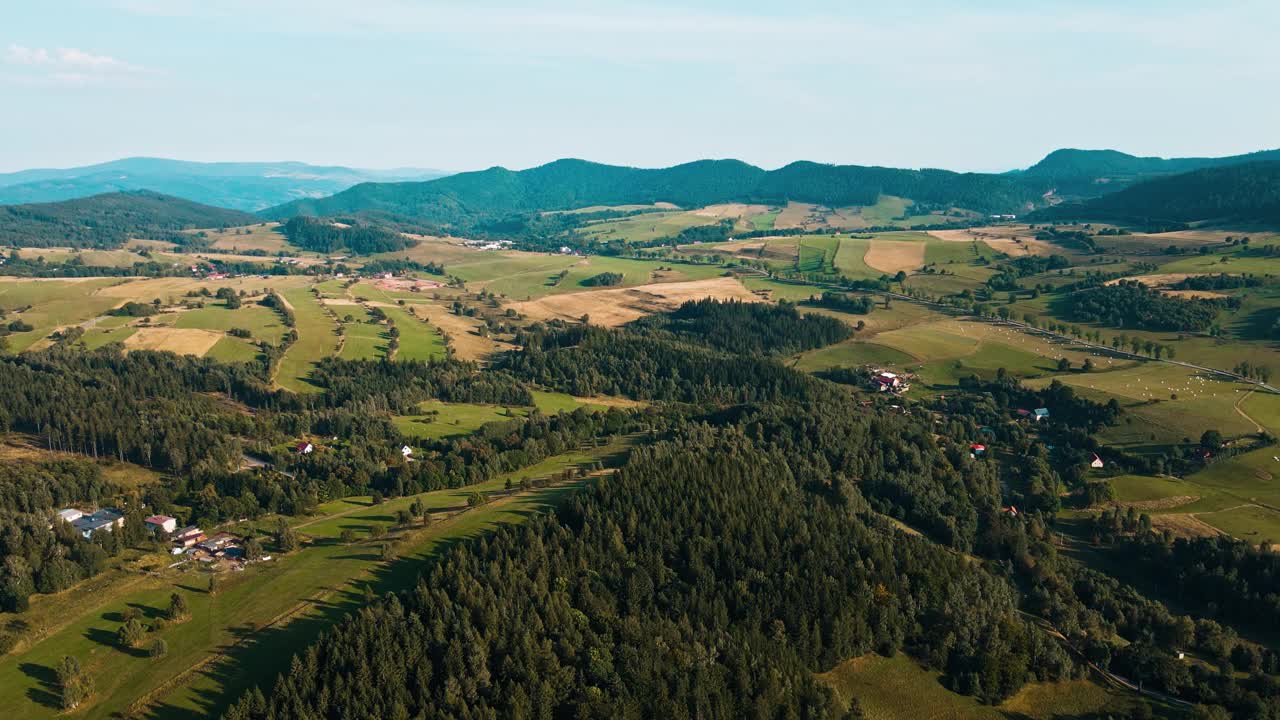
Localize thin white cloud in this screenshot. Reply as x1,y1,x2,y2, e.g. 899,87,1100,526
3,44,155,86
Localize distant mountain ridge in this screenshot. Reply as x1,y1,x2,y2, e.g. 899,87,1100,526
0,157,450,212
1029,160,1280,225
0,190,259,248
260,158,1044,227
1017,147,1280,198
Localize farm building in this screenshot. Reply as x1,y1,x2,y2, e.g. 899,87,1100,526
295,442,314,454
145,515,178,534
870,371,909,394
1033,408,1050,422
55,508,84,524
173,525,204,546
71,509,124,538
969,443,986,457
1015,409,1032,419
1089,453,1105,469
401,445,413,458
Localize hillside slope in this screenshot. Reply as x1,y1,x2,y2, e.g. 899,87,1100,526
261,158,1043,226
0,157,449,212
0,190,260,248
1020,147,1280,198
1029,160,1280,225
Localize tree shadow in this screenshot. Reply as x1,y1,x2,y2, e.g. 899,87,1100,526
19,662,61,709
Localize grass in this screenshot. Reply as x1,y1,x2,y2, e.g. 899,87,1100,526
579,210,719,244
275,287,338,393
797,236,840,273
750,209,780,231
0,443,630,719
379,305,447,361
818,653,1132,719
203,336,260,363
335,305,388,361
173,302,288,345
793,341,916,372
393,392,609,440
0,278,126,352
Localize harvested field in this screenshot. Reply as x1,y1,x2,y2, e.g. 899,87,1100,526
122,327,223,356
1149,513,1226,539
507,277,762,326
690,203,770,219
774,202,825,230
1104,273,1222,287
863,239,925,273
375,276,446,293
928,228,1056,256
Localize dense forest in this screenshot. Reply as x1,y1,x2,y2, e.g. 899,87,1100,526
261,157,1047,227
1032,160,1280,224
281,216,415,255
0,190,257,248
1064,280,1229,332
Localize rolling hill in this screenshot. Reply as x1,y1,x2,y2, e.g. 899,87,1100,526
1029,160,1280,225
1019,147,1280,199
0,157,450,212
260,158,1046,227
0,190,260,248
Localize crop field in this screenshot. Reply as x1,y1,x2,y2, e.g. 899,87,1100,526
506,276,762,326
203,336,261,363
863,238,926,274
192,223,291,253
0,278,127,352
818,654,1131,719
793,341,916,372
579,209,721,244
275,287,339,392
0,443,629,720
750,209,780,231
830,236,874,277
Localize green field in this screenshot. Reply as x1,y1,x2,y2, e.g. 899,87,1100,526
275,287,338,393
818,654,1133,719
203,336,260,363
831,237,876,278
0,279,126,352
793,341,916,372
378,305,447,361
797,235,839,273
335,305,388,361
0,443,629,719
579,210,720,244
173,302,288,345
394,392,609,440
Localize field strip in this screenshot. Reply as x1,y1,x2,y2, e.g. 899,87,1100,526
1234,390,1264,433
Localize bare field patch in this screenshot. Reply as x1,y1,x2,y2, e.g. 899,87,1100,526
774,201,827,230
1104,273,1220,287
508,277,761,326
1163,289,1228,299
863,240,925,273
690,203,770,219
928,228,1056,256
122,327,223,356
1149,513,1227,539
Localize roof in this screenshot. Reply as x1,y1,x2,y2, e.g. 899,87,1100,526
1015,409,1032,416
72,509,122,531
1034,408,1050,416
173,525,202,538
145,515,175,524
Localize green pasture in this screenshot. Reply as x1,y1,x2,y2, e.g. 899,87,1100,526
0,278,125,352
335,305,387,361
379,305,447,361
275,287,338,393
174,302,287,344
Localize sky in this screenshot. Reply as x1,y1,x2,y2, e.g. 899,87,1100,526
2,0,1278,174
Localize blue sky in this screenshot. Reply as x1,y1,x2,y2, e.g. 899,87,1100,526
2,0,1277,173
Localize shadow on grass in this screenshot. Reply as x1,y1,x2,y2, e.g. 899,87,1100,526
19,661,61,709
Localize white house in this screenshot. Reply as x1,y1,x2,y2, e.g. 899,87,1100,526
145,514,178,534
295,442,314,455
1089,452,1105,469
55,508,84,524
401,445,413,458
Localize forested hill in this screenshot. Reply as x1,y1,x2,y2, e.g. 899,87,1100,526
1029,160,1280,225
1018,147,1280,199
0,190,259,248
260,157,1044,226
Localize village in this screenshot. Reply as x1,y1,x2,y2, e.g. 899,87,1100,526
50,508,264,572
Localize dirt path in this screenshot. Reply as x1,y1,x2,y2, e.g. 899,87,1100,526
1234,389,1264,433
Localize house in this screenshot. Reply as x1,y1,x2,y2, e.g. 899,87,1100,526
1015,408,1032,419
400,445,413,458
1089,452,1105,469
172,525,204,546
969,443,986,457
870,371,909,394
145,515,178,534
1033,408,1050,422
295,442,314,455
71,509,124,538
1002,505,1019,517
55,508,84,524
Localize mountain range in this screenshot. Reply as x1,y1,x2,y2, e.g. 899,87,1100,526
0,157,449,213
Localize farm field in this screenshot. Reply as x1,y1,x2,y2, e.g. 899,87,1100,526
393,391,624,440
275,286,338,392
797,235,839,273
506,276,762,326
377,304,447,361
0,278,127,352
334,304,387,361
579,209,721,244
173,301,288,345
189,223,292,253
818,654,1133,719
